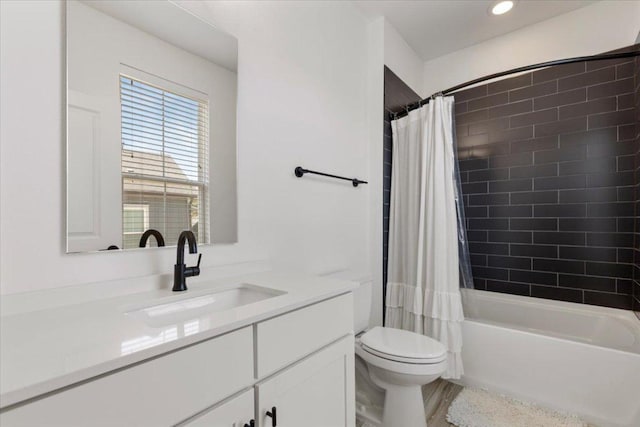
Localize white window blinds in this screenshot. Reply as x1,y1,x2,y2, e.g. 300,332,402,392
120,75,209,249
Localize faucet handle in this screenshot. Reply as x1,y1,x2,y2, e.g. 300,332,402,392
182,254,202,280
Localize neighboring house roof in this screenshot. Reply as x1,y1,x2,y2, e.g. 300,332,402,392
122,148,201,197
122,148,191,180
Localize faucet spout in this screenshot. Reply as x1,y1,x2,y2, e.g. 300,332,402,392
176,230,197,265
173,230,201,292
139,229,165,248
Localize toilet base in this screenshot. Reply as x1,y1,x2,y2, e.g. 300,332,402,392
368,368,434,427
381,382,426,427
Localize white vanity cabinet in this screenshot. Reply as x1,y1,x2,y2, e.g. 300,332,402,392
183,336,355,427
255,336,354,427
0,294,355,427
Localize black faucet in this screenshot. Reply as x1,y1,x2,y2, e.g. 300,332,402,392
173,230,202,292
139,229,165,248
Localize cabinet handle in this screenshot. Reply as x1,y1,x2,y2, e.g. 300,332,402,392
243,420,255,427
266,406,277,427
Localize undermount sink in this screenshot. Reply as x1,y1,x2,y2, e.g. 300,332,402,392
124,284,286,327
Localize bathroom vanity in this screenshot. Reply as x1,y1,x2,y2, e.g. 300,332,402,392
0,272,357,426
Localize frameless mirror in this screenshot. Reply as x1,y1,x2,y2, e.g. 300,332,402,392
66,0,238,253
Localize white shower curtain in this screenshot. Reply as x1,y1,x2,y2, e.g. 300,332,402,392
385,96,464,379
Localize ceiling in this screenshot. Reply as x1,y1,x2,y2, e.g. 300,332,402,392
354,0,597,61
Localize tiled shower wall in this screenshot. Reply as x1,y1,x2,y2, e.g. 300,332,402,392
633,54,640,313
383,67,420,313
455,47,640,310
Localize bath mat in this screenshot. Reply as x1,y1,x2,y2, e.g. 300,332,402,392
446,388,587,427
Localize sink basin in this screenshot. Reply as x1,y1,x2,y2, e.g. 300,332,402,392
124,284,286,327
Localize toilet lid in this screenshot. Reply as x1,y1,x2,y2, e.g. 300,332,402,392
360,326,447,364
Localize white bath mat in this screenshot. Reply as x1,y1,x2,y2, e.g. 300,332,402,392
446,388,587,427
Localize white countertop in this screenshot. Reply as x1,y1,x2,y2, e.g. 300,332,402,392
0,271,357,408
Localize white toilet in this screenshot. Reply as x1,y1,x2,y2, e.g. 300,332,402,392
353,279,447,427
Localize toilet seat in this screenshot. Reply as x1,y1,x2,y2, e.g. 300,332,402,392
355,341,447,377
360,327,446,364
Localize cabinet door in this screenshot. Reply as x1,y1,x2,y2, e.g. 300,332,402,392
256,335,355,427
182,389,254,427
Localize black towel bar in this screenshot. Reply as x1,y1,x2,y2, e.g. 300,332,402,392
294,166,368,187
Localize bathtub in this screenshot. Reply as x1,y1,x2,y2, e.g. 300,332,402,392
459,288,640,427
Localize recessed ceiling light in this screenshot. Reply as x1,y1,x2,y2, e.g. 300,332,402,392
491,1,514,15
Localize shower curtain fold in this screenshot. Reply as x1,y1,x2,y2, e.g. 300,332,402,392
385,96,465,379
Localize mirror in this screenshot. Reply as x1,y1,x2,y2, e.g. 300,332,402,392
66,0,238,253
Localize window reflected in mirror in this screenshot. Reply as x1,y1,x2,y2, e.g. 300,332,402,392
120,76,209,249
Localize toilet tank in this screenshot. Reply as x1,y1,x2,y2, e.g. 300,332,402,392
320,271,372,333
353,279,373,334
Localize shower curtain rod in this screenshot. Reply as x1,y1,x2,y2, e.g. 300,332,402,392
393,50,640,120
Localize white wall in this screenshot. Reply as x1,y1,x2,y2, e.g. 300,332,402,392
0,1,379,299
383,19,424,97
366,17,385,328
422,0,640,96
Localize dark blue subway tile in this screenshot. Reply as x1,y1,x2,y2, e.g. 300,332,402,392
468,193,510,206
488,255,532,270
510,218,558,231
510,269,558,286
531,285,583,303
534,204,586,218
586,202,634,218
511,191,558,205
468,168,509,182
586,232,634,248
462,182,488,194
472,266,509,280
584,291,632,309
558,218,616,232
534,231,586,246
488,230,532,244
533,258,585,274
510,244,558,258
489,205,532,217
559,274,616,292
489,179,532,193
510,164,557,179
559,246,617,262
459,158,489,171
469,242,509,255
468,218,510,230
489,152,533,168
559,187,618,203
534,175,586,191
486,280,531,296
559,158,616,176
585,262,633,279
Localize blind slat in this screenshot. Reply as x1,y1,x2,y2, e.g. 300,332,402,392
121,93,208,126
120,76,202,110
121,90,204,121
